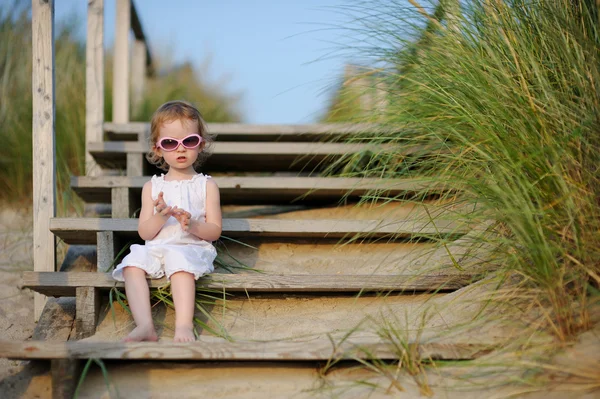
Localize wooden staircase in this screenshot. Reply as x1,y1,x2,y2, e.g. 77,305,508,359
1,1,499,398
3,124,497,397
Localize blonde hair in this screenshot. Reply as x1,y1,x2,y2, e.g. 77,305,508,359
146,100,213,171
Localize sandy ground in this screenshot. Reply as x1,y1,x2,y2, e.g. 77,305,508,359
0,205,599,398
0,210,36,383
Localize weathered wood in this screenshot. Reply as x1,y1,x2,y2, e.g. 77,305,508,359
75,287,100,339
97,232,116,272
113,0,130,123
0,339,493,361
125,153,145,176
89,140,400,155
126,152,144,176
131,39,146,117
104,122,398,142
32,297,76,341
22,271,477,297
70,175,445,204
85,0,104,177
130,0,152,69
87,141,419,172
49,217,468,245
51,358,81,399
32,0,57,322
111,187,134,217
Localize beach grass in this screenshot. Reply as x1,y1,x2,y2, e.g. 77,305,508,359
322,0,600,342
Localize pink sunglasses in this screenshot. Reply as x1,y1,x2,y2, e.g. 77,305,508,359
156,134,203,151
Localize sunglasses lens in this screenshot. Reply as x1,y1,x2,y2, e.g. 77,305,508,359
182,135,200,148
160,138,178,151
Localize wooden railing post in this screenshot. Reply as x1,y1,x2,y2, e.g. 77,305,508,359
86,0,104,176
131,39,146,119
32,0,57,321
129,0,153,124
113,0,131,124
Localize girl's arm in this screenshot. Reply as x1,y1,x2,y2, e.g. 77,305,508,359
186,179,222,241
137,181,170,240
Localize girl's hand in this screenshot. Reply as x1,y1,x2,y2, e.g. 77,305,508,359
172,208,192,231
154,191,173,217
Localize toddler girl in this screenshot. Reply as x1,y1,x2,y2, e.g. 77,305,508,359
112,100,222,343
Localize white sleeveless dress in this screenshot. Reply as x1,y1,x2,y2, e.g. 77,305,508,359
112,173,217,281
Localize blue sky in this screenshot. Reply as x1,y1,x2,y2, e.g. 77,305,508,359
54,0,360,124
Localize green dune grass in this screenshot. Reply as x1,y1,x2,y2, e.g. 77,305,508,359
323,0,600,341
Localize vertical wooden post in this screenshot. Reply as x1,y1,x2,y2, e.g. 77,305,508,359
51,359,82,399
111,187,133,218
75,287,101,339
86,0,105,176
113,0,131,124
97,231,117,272
126,153,144,176
131,39,147,120
32,0,57,322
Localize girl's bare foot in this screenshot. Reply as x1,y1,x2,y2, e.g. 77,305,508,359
174,325,196,342
122,324,158,342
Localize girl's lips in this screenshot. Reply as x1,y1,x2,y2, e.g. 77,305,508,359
176,156,187,163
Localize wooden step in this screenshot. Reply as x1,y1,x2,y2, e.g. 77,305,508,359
22,271,477,297
87,141,414,173
23,271,480,340
71,175,442,205
50,217,468,245
104,122,394,142
215,237,491,276
34,360,522,399
0,338,493,361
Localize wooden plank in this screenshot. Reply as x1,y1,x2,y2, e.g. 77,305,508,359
111,187,133,218
70,175,445,204
49,217,468,245
32,297,76,341
85,0,104,177
97,232,116,272
113,0,130,123
104,122,398,142
87,141,420,172
130,0,152,69
0,339,493,361
22,271,477,297
75,287,100,339
131,39,146,117
51,359,81,399
89,140,399,155
32,0,57,322
126,153,144,176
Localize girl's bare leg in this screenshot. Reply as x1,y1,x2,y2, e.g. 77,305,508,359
170,271,196,342
122,266,158,342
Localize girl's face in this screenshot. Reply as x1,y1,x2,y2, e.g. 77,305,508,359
155,118,203,172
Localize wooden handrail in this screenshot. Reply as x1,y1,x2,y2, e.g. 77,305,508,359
86,0,153,177
113,0,153,124
86,0,104,176
130,0,153,74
